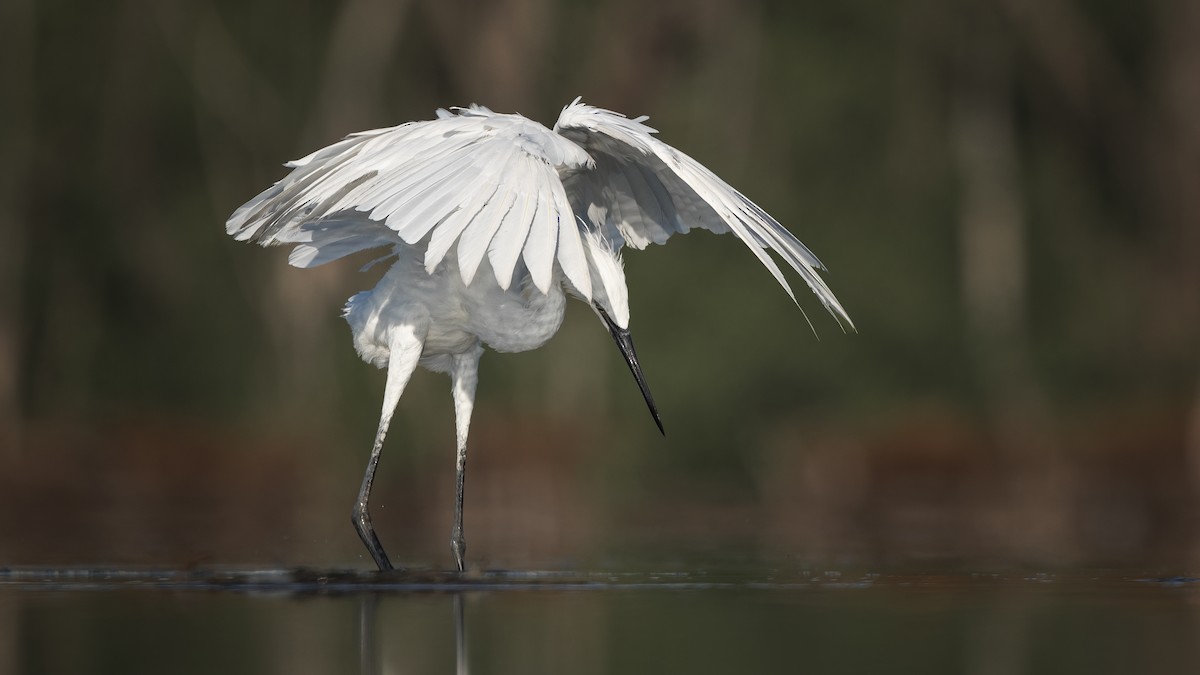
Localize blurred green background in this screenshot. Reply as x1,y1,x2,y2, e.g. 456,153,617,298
1,0,1197,570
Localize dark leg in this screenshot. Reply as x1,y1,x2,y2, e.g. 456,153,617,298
352,323,426,571
451,444,467,572
353,431,394,571
449,345,482,572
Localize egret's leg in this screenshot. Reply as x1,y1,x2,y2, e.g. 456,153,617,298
353,322,426,571
449,344,483,572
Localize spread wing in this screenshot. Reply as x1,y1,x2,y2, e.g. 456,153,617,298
226,106,599,298
554,98,853,330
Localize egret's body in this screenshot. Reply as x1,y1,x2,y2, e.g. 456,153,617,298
345,249,566,370
228,99,852,571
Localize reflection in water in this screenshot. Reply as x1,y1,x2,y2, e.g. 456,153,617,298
6,568,1200,674
359,593,380,675
966,593,1033,675
359,592,469,675
455,594,469,675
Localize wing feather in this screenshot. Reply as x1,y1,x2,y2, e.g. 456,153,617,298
227,99,848,328
390,154,488,243
226,107,593,294
452,155,522,284
550,175,592,300
370,146,479,225
521,176,560,294
554,99,853,330
487,161,540,289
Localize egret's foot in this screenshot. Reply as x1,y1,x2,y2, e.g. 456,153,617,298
352,504,394,572
451,529,466,572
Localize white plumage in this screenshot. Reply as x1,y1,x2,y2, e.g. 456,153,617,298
227,97,852,572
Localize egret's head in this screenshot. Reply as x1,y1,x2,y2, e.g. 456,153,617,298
576,228,663,435
576,227,630,330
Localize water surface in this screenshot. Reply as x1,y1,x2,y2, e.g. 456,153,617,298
4,566,1199,674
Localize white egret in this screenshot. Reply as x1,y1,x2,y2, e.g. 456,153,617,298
227,98,853,572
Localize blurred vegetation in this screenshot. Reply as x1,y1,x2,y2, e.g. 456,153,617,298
0,0,1197,568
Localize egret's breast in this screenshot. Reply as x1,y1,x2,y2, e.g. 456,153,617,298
462,279,567,354
342,251,568,368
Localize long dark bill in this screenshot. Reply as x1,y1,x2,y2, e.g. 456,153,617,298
597,306,665,435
